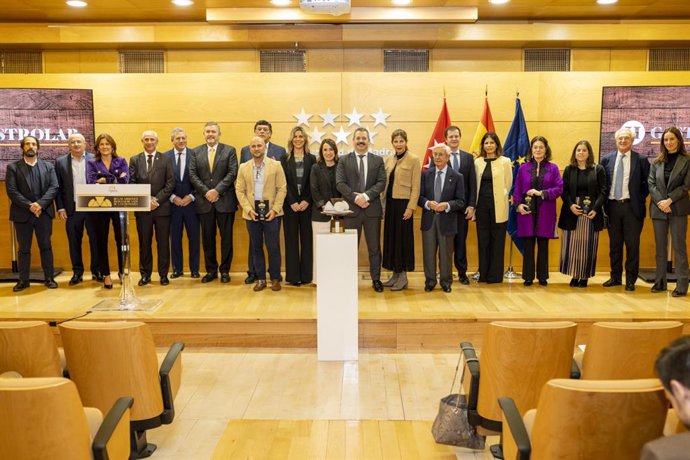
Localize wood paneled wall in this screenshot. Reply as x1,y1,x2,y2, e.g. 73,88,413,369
1,70,688,272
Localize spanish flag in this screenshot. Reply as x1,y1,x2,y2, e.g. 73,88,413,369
421,98,451,170
468,96,496,156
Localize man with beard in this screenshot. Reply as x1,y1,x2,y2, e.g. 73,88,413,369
6,135,59,291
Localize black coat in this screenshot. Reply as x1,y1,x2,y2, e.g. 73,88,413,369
558,164,607,231
418,166,465,236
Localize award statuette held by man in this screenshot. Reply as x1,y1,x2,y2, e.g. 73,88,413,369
255,200,269,221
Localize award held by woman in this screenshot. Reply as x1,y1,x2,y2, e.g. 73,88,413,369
580,196,592,215
523,195,535,214
255,200,269,221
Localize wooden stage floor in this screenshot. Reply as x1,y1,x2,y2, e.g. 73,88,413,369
1,271,688,349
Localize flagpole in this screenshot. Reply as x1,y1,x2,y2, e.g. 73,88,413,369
504,88,523,280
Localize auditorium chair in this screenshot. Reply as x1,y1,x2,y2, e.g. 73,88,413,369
573,321,683,379
498,378,667,460
460,321,577,456
0,320,64,377
59,321,184,459
0,376,132,460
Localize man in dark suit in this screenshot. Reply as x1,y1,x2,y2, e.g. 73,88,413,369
445,125,476,285
641,336,690,460
5,135,59,291
239,120,287,284
336,127,387,292
419,144,465,293
164,128,200,280
600,127,650,291
129,130,175,286
55,132,101,285
189,121,238,283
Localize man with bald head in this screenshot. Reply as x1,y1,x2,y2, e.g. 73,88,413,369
129,130,174,286
55,132,101,285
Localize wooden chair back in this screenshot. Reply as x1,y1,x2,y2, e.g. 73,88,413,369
529,378,667,460
581,321,683,379
477,321,577,424
0,320,62,377
0,377,93,460
59,321,164,422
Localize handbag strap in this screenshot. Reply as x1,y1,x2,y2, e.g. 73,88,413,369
450,347,479,408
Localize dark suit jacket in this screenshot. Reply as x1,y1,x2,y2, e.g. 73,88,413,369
281,153,316,207
6,158,59,223
335,152,387,218
452,150,477,209
189,143,238,214
558,164,607,231
240,142,286,163
600,150,650,221
310,162,341,222
163,148,195,199
418,166,465,236
55,152,94,216
641,432,690,460
129,151,175,217
648,153,690,219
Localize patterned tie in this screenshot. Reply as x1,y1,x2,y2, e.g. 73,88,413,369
146,154,153,172
614,154,624,200
434,170,443,202
209,146,216,170
358,154,366,192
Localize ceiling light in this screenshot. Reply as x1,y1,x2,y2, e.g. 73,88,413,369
596,0,618,4
171,0,194,6
271,0,291,5
392,0,412,5
66,0,87,7
488,0,510,4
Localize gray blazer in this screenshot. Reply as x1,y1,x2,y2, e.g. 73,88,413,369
335,152,387,218
189,143,238,214
648,153,690,219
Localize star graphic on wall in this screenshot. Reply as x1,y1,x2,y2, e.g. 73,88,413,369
293,108,312,127
319,109,338,127
344,108,364,127
333,126,351,145
368,129,378,146
370,108,390,128
308,126,325,145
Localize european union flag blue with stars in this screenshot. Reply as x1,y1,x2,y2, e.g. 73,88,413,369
503,97,530,255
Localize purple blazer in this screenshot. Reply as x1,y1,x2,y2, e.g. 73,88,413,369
86,157,129,184
513,160,563,239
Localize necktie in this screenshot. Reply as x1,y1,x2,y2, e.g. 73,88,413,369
146,154,153,172
209,146,216,170
434,170,443,203
614,154,624,199
358,154,366,192
177,152,183,180
452,153,459,172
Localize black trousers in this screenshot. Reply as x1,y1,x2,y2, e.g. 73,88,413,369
199,208,235,274
170,203,200,274
475,204,507,283
344,212,382,281
246,217,282,281
522,236,549,282
283,206,313,284
93,211,123,277
453,212,470,275
607,200,643,283
135,213,171,277
65,211,99,277
15,214,54,282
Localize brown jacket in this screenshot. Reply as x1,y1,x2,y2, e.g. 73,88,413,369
236,157,287,220
383,152,421,210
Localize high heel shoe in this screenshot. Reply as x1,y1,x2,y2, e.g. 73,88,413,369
569,278,578,287
578,279,588,288
103,275,113,289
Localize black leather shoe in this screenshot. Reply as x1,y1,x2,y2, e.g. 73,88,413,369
69,275,83,286
424,283,436,292
44,279,58,289
523,280,533,286
651,283,666,293
244,274,257,284
625,282,635,291
92,272,104,282
221,273,231,283
13,280,29,292
372,280,384,292
672,289,687,297
441,284,451,293
170,271,183,279
160,276,170,286
538,279,548,286
578,279,588,288
459,274,470,285
138,276,151,286
191,272,200,279
202,273,218,283
603,278,622,287
569,278,577,287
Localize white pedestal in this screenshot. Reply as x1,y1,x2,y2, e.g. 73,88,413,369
316,230,358,361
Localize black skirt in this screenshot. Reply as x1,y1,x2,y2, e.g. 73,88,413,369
382,194,415,272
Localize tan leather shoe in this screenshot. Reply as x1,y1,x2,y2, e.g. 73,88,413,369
253,280,267,292
271,279,282,291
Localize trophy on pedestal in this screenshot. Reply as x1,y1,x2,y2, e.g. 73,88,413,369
322,199,352,233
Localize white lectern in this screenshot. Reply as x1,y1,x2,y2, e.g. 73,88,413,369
316,230,358,361
76,183,161,311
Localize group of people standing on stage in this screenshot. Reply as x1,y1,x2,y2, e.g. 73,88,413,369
5,121,689,296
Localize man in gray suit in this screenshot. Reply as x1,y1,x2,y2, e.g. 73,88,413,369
6,135,59,291
129,130,175,286
336,127,387,292
239,120,287,284
189,121,238,283
641,336,690,460
55,132,101,285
